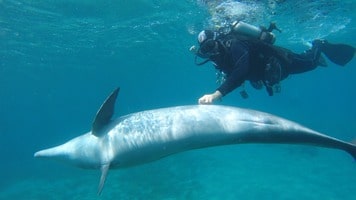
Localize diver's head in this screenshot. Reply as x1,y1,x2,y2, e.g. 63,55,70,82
196,30,220,58
198,30,217,44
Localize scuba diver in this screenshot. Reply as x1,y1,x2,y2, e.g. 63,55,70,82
191,21,355,104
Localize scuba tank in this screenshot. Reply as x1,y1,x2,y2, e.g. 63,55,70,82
231,21,279,44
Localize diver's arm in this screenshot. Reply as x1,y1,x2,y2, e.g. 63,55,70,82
198,40,249,104
216,69,245,96
214,53,249,97
218,40,249,95
198,66,247,104
198,90,222,104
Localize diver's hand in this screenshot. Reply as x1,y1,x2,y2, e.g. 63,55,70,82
198,91,222,104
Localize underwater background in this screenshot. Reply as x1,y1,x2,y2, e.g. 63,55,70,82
1,0,355,199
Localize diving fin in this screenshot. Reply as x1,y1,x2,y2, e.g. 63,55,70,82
317,55,328,67
319,41,355,66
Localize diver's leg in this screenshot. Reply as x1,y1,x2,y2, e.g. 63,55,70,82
287,42,324,74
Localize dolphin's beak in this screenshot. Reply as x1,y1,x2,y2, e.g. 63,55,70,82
34,145,67,159
34,149,51,158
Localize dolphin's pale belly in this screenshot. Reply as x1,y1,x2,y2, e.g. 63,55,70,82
105,105,341,168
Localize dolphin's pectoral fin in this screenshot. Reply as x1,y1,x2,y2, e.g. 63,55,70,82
92,88,120,137
97,163,110,195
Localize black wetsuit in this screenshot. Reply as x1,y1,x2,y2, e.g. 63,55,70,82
210,38,321,96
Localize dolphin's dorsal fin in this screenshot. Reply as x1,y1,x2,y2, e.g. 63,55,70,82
92,88,120,137
97,163,110,195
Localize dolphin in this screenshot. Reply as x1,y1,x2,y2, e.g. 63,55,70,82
34,88,356,194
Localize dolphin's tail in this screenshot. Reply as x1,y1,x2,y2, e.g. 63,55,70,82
346,140,356,161
348,149,356,161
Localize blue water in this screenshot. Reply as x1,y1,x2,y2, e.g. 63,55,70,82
1,0,355,199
